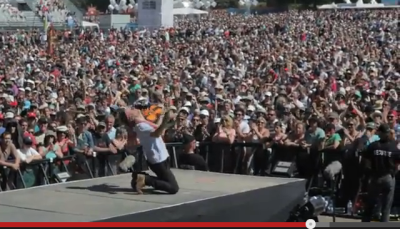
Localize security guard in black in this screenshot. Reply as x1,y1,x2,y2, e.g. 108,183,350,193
363,139,397,177
361,124,398,222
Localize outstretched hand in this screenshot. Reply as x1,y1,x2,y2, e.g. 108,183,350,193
162,109,177,129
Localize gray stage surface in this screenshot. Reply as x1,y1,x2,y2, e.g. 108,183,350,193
0,169,306,222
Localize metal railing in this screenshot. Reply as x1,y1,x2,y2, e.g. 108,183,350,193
0,142,267,190
1,141,399,211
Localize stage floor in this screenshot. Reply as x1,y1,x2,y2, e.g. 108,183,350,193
0,170,303,222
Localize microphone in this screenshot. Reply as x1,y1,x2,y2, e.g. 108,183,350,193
119,155,136,172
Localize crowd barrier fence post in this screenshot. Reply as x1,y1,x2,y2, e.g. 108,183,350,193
84,158,94,179
39,163,50,185
16,169,26,189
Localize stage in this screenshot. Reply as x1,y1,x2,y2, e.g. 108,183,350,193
0,170,306,222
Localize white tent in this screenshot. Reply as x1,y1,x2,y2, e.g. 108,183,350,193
318,0,400,9
318,3,338,9
81,20,99,30
173,7,208,15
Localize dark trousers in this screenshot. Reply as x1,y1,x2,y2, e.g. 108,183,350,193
143,158,179,194
339,160,361,207
253,149,270,176
0,167,17,191
362,174,396,222
179,153,208,171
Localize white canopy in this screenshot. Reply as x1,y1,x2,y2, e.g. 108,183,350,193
318,3,337,9
318,0,400,9
81,20,99,30
173,7,208,15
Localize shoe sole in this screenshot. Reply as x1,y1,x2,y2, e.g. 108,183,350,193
119,156,136,172
136,175,145,194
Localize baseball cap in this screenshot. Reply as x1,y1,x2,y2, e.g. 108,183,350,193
377,124,391,134
23,100,31,110
179,107,190,114
182,133,195,145
56,126,68,132
324,123,336,131
366,122,376,129
134,97,149,107
389,110,397,116
328,112,339,119
5,112,14,119
23,136,33,145
45,130,56,138
309,116,319,123
27,112,36,118
38,117,48,124
200,109,209,116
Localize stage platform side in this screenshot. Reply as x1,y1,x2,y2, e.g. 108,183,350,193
0,170,306,222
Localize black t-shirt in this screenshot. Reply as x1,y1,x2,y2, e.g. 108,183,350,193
92,132,111,148
193,124,216,142
362,139,399,177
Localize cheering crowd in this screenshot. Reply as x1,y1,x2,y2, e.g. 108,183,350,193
0,9,399,192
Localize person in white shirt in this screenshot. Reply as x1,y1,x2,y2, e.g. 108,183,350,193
17,137,42,164
234,108,250,142
118,107,179,194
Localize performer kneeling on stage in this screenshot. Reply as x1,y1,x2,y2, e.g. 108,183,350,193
118,107,179,195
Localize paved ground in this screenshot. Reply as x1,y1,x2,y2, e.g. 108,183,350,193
319,216,359,222
0,170,302,222
319,216,400,222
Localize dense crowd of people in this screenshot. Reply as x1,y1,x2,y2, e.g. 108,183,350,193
0,9,398,201
0,1,26,22
35,0,74,24
36,0,66,13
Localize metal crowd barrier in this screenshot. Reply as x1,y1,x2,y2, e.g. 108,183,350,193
0,156,74,191
0,142,266,191
2,141,399,213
